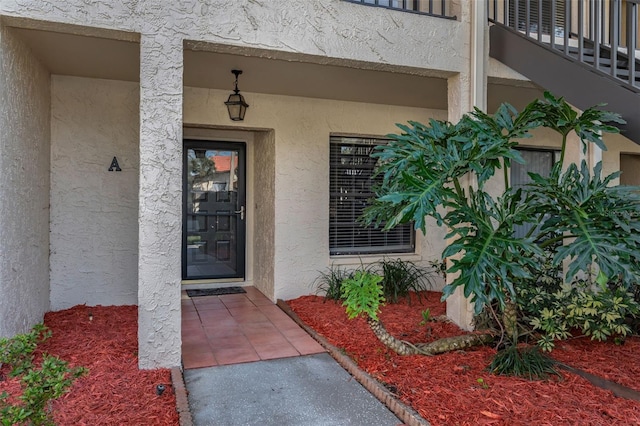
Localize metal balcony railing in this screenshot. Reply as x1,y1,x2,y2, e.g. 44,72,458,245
489,0,640,91
344,0,456,19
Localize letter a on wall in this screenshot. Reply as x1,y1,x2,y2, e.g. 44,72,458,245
108,156,122,172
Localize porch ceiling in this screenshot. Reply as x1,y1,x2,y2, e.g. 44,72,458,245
183,50,448,109
12,27,448,110
13,27,140,83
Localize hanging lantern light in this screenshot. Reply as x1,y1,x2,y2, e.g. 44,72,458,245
224,69,249,121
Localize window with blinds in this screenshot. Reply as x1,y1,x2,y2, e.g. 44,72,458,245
511,147,560,239
329,136,415,255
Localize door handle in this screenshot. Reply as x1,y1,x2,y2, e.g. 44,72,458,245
234,205,245,220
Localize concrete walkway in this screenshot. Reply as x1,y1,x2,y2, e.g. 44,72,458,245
183,353,402,426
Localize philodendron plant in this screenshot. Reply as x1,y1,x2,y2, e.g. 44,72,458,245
357,92,640,375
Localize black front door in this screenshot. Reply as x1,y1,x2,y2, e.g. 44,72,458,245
183,140,246,280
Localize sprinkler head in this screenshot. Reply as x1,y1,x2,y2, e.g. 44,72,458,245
156,384,166,396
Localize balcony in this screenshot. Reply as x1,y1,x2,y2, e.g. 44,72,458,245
344,0,456,19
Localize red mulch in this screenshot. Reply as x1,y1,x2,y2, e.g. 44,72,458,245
0,305,179,425
287,291,640,426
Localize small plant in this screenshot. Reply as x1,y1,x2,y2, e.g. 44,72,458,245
0,324,86,426
489,345,559,380
313,259,433,303
341,270,385,321
419,309,431,326
476,377,489,389
0,324,50,377
378,258,434,303
340,269,493,356
520,275,640,351
312,264,354,301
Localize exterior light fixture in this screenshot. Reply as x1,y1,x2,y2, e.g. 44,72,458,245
224,69,249,121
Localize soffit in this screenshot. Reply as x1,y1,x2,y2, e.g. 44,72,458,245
183,50,448,109
13,28,140,82
12,27,448,110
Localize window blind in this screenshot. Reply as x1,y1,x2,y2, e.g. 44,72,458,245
329,136,415,255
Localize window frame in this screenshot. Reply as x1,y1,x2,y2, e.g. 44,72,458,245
329,135,415,256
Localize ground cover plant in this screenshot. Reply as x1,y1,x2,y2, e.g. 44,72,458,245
287,291,640,425
0,325,85,425
0,305,179,425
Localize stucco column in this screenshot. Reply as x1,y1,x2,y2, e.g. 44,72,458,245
588,139,603,169
563,131,584,171
138,34,183,369
445,0,488,331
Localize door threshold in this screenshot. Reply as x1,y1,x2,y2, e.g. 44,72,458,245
181,279,248,290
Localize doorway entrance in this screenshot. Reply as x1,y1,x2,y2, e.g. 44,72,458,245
183,140,246,280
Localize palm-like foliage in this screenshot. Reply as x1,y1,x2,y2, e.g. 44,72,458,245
441,188,542,314
364,92,638,323
530,161,640,286
364,102,544,231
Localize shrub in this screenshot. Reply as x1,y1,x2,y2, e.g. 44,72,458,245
0,324,86,426
312,264,355,300
0,324,50,377
378,258,434,303
489,345,559,380
519,276,640,351
313,259,434,303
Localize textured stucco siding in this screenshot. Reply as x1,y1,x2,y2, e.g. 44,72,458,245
137,35,183,369
50,76,139,310
0,0,465,76
271,99,442,302
183,86,448,302
0,0,511,364
253,130,276,300
0,24,51,338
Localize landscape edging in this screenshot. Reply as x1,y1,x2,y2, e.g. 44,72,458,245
171,367,194,426
277,299,430,426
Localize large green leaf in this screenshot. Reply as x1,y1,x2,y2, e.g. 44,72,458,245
441,189,542,313
536,92,624,152
362,119,461,231
363,102,544,233
530,161,640,286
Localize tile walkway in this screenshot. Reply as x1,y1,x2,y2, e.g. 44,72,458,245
181,286,325,369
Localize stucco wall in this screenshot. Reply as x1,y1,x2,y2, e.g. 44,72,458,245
183,86,448,301
0,25,51,337
602,132,640,184
0,0,476,366
137,35,183,369
253,130,276,300
0,0,465,77
50,76,139,310
515,119,640,183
